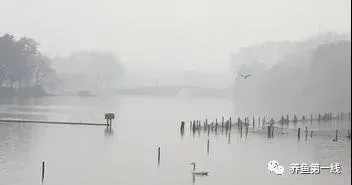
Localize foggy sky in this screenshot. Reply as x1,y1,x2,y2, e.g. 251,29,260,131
0,0,351,72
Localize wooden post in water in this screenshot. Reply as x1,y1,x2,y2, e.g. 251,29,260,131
310,114,313,123
207,124,210,136
192,122,196,134
252,116,255,131
310,130,313,138
298,128,301,140
228,133,231,144
237,117,240,130
305,126,308,141
240,123,243,138
245,123,248,138
41,161,45,182
180,121,185,134
222,116,224,129
207,139,210,155
157,147,160,165
105,113,115,128
335,130,338,142
271,126,274,138
229,117,232,130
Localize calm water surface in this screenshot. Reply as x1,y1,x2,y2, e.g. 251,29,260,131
0,95,350,185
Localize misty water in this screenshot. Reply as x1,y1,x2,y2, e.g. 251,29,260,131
0,95,350,185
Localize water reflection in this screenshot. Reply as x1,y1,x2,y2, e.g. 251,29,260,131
104,127,114,137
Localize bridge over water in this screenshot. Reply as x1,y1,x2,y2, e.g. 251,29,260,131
115,85,232,97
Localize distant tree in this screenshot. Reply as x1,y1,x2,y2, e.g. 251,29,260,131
231,33,351,113
0,33,56,92
51,51,125,90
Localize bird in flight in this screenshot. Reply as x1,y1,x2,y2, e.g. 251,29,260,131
240,74,251,79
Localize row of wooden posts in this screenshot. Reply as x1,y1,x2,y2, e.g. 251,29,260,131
295,127,351,142
38,112,350,182
42,125,351,181
180,112,351,134
279,112,351,125
180,112,352,142
180,116,259,135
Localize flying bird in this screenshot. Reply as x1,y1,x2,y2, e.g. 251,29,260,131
240,74,251,79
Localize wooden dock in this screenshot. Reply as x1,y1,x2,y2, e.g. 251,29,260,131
0,119,107,126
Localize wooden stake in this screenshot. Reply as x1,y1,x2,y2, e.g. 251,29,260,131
298,128,301,140
222,116,224,129
228,133,231,144
207,139,210,155
41,161,45,182
240,123,243,138
157,147,160,165
207,124,210,136
245,124,248,138
229,117,232,130
271,126,274,138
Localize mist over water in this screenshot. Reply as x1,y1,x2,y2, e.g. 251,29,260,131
0,96,351,185
1,0,351,184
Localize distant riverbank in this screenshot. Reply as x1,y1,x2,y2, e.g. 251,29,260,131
115,86,232,98
0,86,47,98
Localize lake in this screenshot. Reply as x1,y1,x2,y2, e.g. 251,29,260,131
0,95,350,185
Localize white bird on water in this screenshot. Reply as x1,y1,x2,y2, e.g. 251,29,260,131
190,162,209,176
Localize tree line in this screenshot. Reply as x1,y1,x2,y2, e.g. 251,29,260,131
0,34,55,93
232,33,351,114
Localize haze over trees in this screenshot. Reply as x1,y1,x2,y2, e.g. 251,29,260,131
52,51,125,94
0,34,126,97
232,32,351,115
0,34,56,97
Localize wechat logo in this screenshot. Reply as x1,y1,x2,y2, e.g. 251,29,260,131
267,160,285,175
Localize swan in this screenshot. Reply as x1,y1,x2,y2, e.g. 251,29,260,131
190,162,209,176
